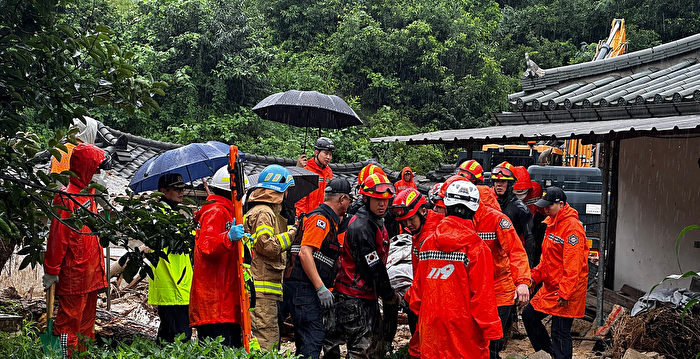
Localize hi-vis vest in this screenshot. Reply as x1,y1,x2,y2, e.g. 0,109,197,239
148,203,193,305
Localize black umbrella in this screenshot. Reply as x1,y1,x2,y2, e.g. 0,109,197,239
247,166,319,204
252,90,362,129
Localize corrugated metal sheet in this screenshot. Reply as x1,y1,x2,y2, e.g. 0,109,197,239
371,115,700,145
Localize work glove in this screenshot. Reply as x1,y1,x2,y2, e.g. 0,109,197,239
316,284,334,308
42,274,59,290
228,218,246,243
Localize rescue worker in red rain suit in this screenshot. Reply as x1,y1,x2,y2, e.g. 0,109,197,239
523,187,589,359
456,159,501,211
394,167,417,191
189,181,248,347
296,137,334,217
405,180,502,358
390,188,444,359
513,166,546,268
469,178,532,359
325,173,399,359
43,143,108,356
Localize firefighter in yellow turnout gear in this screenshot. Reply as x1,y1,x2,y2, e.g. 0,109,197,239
244,165,297,350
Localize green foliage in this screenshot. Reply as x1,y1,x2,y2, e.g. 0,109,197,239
0,321,45,359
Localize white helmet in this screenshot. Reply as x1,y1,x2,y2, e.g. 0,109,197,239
443,180,480,212
209,165,249,192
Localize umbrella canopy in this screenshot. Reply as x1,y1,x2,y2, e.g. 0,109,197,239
129,141,230,193
247,166,319,204
252,90,362,129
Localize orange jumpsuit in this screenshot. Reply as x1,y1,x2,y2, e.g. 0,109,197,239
395,167,417,191
531,204,589,318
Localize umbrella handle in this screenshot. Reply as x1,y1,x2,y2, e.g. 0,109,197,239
46,284,55,319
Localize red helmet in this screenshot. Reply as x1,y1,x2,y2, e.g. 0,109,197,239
358,163,386,187
457,159,484,183
434,175,469,208
513,166,532,190
391,188,427,220
359,173,396,199
491,161,517,181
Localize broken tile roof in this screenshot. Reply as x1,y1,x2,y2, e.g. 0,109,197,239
503,33,700,124
90,122,432,194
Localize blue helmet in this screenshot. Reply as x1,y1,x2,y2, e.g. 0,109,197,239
255,165,295,193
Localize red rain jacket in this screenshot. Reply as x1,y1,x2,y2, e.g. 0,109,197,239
531,204,589,318
406,216,502,359
478,185,501,211
522,181,545,216
44,143,107,296
296,158,333,216
190,194,243,326
407,210,443,359
395,167,417,192
473,204,531,307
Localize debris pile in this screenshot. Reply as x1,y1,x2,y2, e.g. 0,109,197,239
611,304,700,358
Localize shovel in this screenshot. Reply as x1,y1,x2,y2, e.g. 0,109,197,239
40,284,61,355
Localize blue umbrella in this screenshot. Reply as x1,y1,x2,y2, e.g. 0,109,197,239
129,141,231,193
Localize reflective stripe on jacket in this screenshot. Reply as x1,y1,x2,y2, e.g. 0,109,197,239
245,188,296,297
531,204,589,318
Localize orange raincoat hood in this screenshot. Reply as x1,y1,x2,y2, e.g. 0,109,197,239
68,143,105,188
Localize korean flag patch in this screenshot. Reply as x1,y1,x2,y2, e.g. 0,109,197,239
316,219,327,230
568,234,579,246
499,218,512,229
365,251,380,267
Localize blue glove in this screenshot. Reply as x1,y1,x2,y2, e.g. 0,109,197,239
228,218,245,243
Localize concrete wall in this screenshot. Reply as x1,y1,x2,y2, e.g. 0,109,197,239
614,136,700,292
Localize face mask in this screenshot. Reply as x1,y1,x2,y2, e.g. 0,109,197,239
513,190,528,201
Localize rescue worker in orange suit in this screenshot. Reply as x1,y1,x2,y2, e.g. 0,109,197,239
456,159,501,211
243,165,298,350
345,163,400,239
433,173,501,216
405,180,502,358
283,178,353,359
513,166,546,268
43,143,108,356
325,173,400,359
189,177,249,347
394,167,417,191
296,137,334,217
491,161,536,268
390,188,444,359
467,176,532,359
523,187,589,359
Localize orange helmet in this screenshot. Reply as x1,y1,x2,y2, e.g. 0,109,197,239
359,173,396,199
434,175,470,208
358,164,386,187
491,161,517,181
513,166,532,190
391,188,427,220
457,159,484,183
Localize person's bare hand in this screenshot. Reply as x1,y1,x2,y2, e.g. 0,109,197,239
515,283,530,304
296,154,308,167
557,297,569,307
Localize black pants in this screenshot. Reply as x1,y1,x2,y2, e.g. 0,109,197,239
156,305,191,343
284,281,326,359
521,304,574,359
324,293,383,359
196,323,242,348
489,304,514,359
